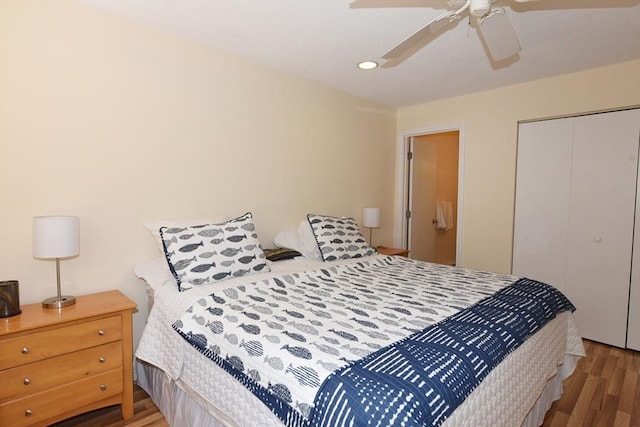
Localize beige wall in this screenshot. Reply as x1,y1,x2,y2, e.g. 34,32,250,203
0,1,397,348
398,60,640,273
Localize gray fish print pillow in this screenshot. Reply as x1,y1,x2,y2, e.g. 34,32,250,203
307,214,375,262
161,212,270,291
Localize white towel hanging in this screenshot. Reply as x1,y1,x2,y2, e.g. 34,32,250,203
435,201,454,230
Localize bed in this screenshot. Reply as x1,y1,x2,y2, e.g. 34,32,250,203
134,213,585,427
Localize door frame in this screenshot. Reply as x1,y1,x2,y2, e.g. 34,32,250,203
394,123,466,266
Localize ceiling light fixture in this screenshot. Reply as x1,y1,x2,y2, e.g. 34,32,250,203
357,61,378,70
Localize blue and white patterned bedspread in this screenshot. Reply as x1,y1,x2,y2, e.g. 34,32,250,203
172,256,573,426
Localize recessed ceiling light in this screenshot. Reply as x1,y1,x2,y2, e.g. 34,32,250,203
357,61,378,70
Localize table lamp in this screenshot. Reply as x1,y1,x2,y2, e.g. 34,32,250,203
362,207,380,247
33,216,79,309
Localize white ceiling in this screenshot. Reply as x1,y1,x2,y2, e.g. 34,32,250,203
79,0,640,108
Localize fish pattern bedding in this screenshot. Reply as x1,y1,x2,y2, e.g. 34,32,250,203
171,255,575,427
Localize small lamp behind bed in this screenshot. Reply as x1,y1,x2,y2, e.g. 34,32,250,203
362,207,380,248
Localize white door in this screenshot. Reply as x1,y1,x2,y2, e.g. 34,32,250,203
513,118,573,289
564,110,639,347
514,108,639,348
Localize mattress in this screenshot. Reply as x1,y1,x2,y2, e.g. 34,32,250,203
135,256,585,426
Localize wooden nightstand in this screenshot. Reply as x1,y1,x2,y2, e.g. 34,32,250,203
0,290,136,427
377,246,409,257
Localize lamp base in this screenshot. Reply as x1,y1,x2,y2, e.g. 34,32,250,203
42,295,76,309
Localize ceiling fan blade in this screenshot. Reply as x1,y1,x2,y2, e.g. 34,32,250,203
350,0,441,8
383,11,462,60
477,8,521,61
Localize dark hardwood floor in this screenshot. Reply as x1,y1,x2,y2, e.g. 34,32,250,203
50,339,639,426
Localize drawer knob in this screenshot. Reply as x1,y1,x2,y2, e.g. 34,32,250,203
99,357,106,363
98,330,105,336
21,347,29,355
25,409,33,417
100,384,107,391
23,378,31,386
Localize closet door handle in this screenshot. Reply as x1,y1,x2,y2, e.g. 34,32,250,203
593,236,603,243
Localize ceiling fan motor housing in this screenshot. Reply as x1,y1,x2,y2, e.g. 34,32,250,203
470,0,495,16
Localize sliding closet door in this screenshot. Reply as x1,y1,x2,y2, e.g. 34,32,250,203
564,110,639,347
513,119,573,290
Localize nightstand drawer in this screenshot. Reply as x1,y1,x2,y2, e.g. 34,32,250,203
0,340,123,400
0,368,123,427
0,315,121,370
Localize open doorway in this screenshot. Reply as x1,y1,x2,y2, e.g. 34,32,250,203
410,132,459,264
395,124,465,266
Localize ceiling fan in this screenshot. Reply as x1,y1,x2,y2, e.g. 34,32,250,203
352,0,540,66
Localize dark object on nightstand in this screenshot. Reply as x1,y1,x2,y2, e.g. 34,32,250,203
0,280,21,318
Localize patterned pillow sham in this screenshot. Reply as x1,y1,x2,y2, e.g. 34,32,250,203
307,213,376,262
161,212,269,291
144,215,228,253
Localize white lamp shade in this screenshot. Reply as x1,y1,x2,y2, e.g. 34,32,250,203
362,207,381,228
33,216,80,258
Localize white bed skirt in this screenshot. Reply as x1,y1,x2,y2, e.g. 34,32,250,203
135,312,584,427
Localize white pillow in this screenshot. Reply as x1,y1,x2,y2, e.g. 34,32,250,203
297,220,322,260
144,216,228,253
273,227,302,252
134,257,177,291
273,221,322,260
